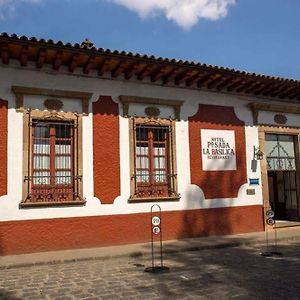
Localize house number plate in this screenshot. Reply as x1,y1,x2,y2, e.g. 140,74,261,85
152,216,161,226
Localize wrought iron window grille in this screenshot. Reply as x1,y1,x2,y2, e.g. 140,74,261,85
266,135,296,171
21,110,85,207
130,122,179,200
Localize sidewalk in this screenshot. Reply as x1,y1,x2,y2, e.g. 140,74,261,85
1,226,300,269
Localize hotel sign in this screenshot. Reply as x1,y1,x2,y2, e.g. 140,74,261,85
201,129,237,171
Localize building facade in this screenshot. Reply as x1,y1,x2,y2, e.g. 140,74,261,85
0,33,299,255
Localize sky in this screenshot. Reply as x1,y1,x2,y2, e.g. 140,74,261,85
0,0,300,79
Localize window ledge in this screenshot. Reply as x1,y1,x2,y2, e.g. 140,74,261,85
19,200,86,209
128,195,180,203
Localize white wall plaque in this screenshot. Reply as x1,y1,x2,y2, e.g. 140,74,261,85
152,226,161,234
152,216,161,226
201,129,237,171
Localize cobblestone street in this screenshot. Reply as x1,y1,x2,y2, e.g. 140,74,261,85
1,240,300,300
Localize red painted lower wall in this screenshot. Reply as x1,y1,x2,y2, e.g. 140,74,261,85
0,205,263,255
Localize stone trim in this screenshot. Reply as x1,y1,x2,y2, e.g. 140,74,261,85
128,116,179,202
21,109,84,207
12,86,92,114
119,95,184,120
258,125,300,216
249,102,300,125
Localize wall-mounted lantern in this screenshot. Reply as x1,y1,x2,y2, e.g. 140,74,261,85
254,146,264,160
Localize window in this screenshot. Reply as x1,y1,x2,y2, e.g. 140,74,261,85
21,111,84,207
265,134,296,171
130,119,179,201
31,120,74,200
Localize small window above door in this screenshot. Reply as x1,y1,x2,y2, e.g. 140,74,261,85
265,134,297,171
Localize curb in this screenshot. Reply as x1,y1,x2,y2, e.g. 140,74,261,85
1,231,300,270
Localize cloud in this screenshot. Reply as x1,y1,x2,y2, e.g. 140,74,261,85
0,0,41,19
109,0,236,29
0,0,235,29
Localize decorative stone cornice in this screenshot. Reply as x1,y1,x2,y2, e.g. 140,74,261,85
119,95,183,119
11,85,92,114
249,102,300,125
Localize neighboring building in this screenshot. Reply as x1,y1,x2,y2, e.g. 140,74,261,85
0,33,299,255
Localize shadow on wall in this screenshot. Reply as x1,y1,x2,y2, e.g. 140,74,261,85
181,188,235,238
181,146,246,238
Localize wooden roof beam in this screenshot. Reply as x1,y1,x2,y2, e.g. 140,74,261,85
186,71,203,87
269,84,289,97
98,58,111,76
250,82,273,95
53,51,63,71
112,60,127,78
226,78,244,91
243,79,261,94
124,62,139,79
216,76,234,91
19,45,28,66
244,81,263,93
278,86,297,98
69,54,79,73
83,55,96,74
288,88,300,99
262,83,282,96
1,43,9,64
174,70,194,85
206,74,223,89
36,48,46,69
253,82,273,95
162,67,180,85
289,93,300,100
124,62,140,80
197,73,216,88
150,66,168,82
236,79,255,93
137,64,155,80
